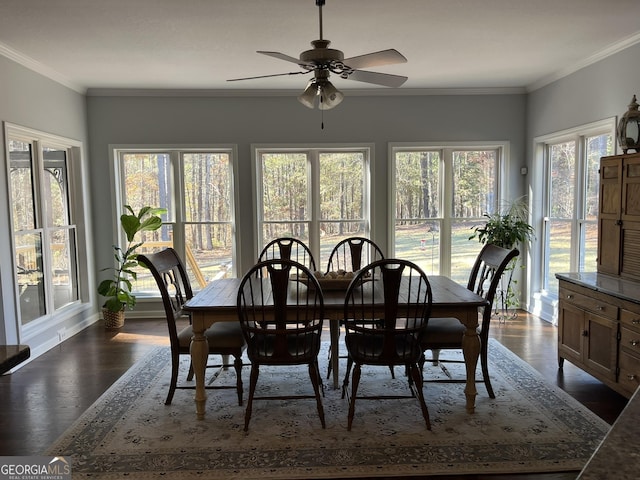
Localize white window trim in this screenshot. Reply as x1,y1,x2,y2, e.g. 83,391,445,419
388,141,509,274
530,117,616,323
4,122,88,345
109,144,241,281
252,143,374,268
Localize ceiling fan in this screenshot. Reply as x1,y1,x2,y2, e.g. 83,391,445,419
227,0,408,110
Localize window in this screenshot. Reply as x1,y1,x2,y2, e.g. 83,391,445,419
115,147,237,292
540,128,614,295
255,146,370,269
6,125,81,326
391,145,503,283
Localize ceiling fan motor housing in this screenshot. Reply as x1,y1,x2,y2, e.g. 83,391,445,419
300,40,344,67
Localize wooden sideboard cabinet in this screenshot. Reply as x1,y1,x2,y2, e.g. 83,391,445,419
557,272,640,398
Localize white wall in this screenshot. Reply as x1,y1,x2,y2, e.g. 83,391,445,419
0,56,94,354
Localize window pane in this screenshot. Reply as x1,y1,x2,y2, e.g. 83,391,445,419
585,134,612,222
262,153,308,222
395,151,440,219
185,223,233,287
451,221,483,284
581,222,598,272
122,153,172,216
183,153,231,222
546,220,572,293
16,232,45,324
42,147,70,226
9,140,37,231
51,227,79,309
319,152,363,222
394,151,440,271
394,220,441,275
549,142,575,219
453,151,496,218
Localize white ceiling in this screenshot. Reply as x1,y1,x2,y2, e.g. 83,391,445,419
1,0,640,95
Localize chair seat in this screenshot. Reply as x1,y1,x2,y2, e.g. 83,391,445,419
249,332,320,363
177,322,246,351
423,317,470,348
345,335,422,364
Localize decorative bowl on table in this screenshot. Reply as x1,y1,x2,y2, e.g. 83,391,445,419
299,270,357,291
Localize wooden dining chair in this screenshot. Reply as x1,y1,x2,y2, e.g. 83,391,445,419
420,243,519,398
258,237,317,271
325,236,384,274
325,236,385,379
342,258,433,431
138,248,246,406
236,258,326,431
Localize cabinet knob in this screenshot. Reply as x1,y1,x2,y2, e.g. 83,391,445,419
566,294,574,299
596,305,603,311
582,330,589,337
632,319,640,325
627,374,637,381
616,219,623,226
631,340,640,346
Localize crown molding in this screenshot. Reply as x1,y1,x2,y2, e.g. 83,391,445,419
0,41,85,94
85,86,526,97
527,31,640,92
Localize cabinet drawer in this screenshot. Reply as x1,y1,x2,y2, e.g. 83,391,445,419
621,308,640,331
558,287,619,319
618,350,640,395
620,326,640,354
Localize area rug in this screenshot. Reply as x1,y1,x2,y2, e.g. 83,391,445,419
46,340,609,479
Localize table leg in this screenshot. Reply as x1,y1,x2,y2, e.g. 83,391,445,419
190,313,209,420
461,321,480,414
330,318,340,389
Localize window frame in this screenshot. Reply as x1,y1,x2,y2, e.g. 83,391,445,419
111,144,240,292
531,117,616,322
388,141,508,278
4,122,86,337
252,144,373,267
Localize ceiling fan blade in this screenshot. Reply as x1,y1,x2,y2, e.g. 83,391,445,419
342,49,407,70
227,71,310,82
346,70,408,88
257,51,306,65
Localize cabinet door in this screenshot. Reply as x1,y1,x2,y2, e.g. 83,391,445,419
558,300,584,364
598,157,622,275
621,156,640,279
584,312,618,381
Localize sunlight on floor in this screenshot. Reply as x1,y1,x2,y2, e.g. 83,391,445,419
109,332,170,345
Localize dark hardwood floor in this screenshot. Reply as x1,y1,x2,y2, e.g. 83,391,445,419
0,312,629,479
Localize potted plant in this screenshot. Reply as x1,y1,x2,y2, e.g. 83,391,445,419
98,205,166,329
469,197,534,318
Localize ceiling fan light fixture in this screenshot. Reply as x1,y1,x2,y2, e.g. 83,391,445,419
318,80,343,110
298,80,319,109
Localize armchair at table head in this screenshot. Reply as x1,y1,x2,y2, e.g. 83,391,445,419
138,247,245,406
325,236,384,274
236,258,326,432
258,237,317,272
342,258,433,431
420,243,519,398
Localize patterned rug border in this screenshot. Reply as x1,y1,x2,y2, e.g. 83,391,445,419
47,339,610,479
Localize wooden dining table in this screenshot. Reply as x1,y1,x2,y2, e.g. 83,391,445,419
184,275,488,420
